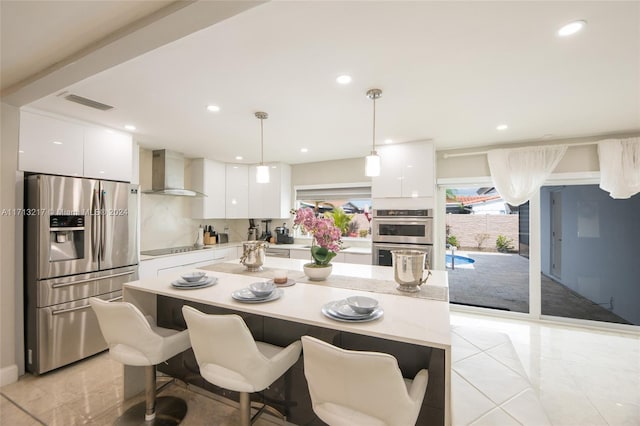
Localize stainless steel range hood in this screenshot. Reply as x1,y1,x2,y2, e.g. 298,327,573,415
142,150,205,197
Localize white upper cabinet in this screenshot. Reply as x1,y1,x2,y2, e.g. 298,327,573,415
191,158,226,219
83,126,132,181
19,110,84,177
372,141,434,200
225,164,249,219
248,163,291,219
19,110,133,181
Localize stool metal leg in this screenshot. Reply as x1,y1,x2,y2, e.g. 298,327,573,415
239,392,251,426
116,365,188,426
145,365,157,420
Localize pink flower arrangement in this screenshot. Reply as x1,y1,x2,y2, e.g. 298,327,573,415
291,207,342,265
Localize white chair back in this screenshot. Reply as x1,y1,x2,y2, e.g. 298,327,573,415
90,297,163,365
301,335,418,425
182,305,273,391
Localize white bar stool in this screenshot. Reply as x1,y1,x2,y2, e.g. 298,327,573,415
90,297,191,425
301,335,429,426
181,305,302,426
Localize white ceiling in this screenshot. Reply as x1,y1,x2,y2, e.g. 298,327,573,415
3,1,639,165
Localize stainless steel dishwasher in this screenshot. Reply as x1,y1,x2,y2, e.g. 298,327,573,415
264,247,290,258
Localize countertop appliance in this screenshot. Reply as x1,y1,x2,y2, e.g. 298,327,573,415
371,209,433,267
248,219,258,241
260,219,272,241
25,174,138,374
275,222,293,244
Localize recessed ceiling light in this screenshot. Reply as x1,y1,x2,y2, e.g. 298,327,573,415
496,124,508,131
336,75,352,85
18,150,24,154
124,124,136,131
384,139,393,144
300,148,309,153
558,20,586,37
53,141,63,145
99,171,105,174
207,105,220,112
235,156,243,160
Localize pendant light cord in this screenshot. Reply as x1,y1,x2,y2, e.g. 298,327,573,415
372,95,376,153
260,117,264,165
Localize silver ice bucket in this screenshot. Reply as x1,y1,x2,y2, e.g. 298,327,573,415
240,241,268,271
391,250,431,293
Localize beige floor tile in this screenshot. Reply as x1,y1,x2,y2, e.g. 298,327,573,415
451,371,495,425
0,394,44,425
469,407,520,426
453,352,531,405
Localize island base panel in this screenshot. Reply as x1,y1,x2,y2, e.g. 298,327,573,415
156,295,445,425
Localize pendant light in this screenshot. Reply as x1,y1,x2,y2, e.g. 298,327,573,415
255,111,270,183
365,88,382,177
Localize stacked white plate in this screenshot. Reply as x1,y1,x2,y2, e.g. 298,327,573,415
321,299,384,322
231,287,284,303
171,275,217,290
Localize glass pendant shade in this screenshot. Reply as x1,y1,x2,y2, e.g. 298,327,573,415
365,152,381,177
364,88,383,178
255,111,269,184
256,165,270,183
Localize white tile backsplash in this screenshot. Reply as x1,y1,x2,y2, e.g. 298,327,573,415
139,194,251,251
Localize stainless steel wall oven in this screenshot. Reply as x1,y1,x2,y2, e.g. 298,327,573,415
372,209,433,267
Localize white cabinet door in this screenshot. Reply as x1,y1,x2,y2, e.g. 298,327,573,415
19,110,84,176
401,142,434,198
372,141,434,199
372,145,404,198
192,158,226,219
226,164,249,218
248,163,291,219
84,126,133,181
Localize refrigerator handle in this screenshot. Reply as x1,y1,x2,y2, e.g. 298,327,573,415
100,189,106,262
91,189,99,259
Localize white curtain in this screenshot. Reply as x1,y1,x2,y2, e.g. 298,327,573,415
598,137,640,199
487,145,567,206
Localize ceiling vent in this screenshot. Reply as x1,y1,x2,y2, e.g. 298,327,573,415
64,94,114,111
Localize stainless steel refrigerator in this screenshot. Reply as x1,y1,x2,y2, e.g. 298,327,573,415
25,174,138,374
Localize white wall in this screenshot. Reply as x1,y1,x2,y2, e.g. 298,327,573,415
0,102,22,385
292,157,370,186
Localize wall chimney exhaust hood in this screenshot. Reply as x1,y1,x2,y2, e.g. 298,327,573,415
142,150,205,197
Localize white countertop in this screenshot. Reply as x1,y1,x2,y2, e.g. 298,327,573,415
124,257,450,350
139,242,371,261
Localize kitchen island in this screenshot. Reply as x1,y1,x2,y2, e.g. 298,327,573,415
123,258,451,425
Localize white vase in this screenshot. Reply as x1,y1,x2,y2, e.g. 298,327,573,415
303,263,332,281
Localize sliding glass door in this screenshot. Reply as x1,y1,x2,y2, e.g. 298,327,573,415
444,187,530,313
540,184,639,325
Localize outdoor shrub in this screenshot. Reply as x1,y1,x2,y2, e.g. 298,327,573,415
447,235,459,248
496,234,514,252
474,233,490,249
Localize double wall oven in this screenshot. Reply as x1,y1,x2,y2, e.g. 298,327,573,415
372,209,433,267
